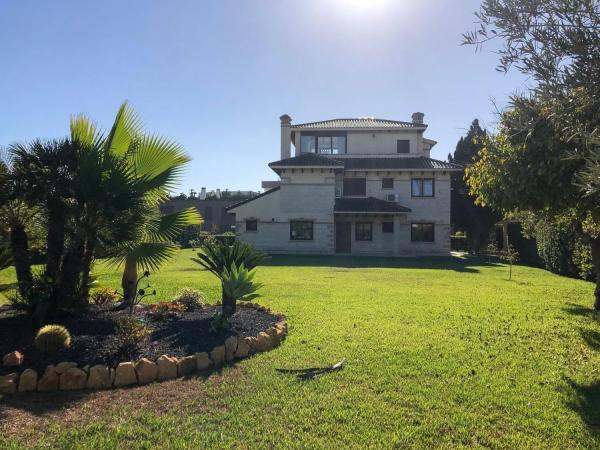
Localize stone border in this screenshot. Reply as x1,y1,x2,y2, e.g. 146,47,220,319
0,304,287,395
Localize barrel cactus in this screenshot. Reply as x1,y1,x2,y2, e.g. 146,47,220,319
34,325,72,353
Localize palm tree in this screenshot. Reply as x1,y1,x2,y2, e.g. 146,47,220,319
70,103,202,305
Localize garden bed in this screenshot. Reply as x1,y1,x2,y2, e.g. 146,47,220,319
0,303,284,376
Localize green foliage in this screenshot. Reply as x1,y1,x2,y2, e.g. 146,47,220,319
192,239,268,280
192,239,267,319
90,288,121,306
115,316,150,347
519,212,593,280
222,263,262,303
34,324,72,353
10,273,61,324
172,287,205,311
174,224,204,248
449,119,499,253
209,311,230,333
463,0,600,306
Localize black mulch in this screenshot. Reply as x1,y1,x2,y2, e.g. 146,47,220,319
0,304,283,375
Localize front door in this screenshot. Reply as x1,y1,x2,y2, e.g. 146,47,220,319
335,222,351,253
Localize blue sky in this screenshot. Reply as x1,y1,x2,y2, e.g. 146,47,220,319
0,0,528,194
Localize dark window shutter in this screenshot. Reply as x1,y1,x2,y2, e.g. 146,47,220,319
343,178,367,196
397,140,410,153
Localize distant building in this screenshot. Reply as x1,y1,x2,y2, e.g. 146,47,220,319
161,188,259,233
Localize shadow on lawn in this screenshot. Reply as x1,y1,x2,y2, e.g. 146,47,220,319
563,304,600,321
563,378,600,435
263,254,500,273
0,368,219,421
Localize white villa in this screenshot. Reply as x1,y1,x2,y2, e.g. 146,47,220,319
227,113,461,256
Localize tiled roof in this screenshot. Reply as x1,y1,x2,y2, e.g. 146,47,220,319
269,153,345,168
292,118,422,129
334,197,411,214
226,186,280,211
342,157,462,170
269,154,461,171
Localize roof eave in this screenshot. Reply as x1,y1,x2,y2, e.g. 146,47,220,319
291,125,427,132
334,210,411,214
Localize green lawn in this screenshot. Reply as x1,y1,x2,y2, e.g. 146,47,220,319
1,250,600,449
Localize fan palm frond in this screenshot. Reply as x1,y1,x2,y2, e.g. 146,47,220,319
132,134,190,203
104,102,143,157
144,207,203,242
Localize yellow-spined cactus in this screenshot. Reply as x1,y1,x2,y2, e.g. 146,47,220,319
34,324,72,353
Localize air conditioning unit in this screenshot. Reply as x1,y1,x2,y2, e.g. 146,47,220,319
387,194,397,202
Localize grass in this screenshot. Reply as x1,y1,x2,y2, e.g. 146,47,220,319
1,250,600,448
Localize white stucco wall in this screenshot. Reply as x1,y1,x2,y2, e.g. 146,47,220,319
229,168,452,256
346,130,423,155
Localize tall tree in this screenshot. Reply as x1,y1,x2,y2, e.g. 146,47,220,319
449,119,499,252
463,0,600,307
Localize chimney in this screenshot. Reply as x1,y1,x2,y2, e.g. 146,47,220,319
199,187,207,200
411,112,424,125
280,114,292,160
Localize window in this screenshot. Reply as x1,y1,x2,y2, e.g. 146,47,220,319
245,219,257,232
382,178,394,189
299,133,346,154
397,140,410,153
290,221,313,240
382,221,394,233
411,178,434,197
355,223,373,241
343,178,366,196
411,223,435,242
300,135,316,153
331,136,346,154
204,206,213,220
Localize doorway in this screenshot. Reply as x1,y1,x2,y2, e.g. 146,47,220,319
335,221,351,253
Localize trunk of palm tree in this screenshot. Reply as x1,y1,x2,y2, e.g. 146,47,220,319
59,239,85,308
222,284,236,318
10,224,32,299
80,239,95,306
45,208,65,281
591,237,600,311
122,257,138,306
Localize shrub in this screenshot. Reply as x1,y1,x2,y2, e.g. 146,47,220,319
34,324,72,353
91,288,121,306
148,301,186,320
173,288,206,311
210,311,230,333
115,316,150,347
13,274,61,324
192,240,267,319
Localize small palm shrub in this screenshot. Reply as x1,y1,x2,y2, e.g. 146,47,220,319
173,288,206,311
91,288,121,306
192,239,268,318
115,316,150,347
34,324,72,353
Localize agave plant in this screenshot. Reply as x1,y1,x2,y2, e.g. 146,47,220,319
222,263,263,303
192,239,268,317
